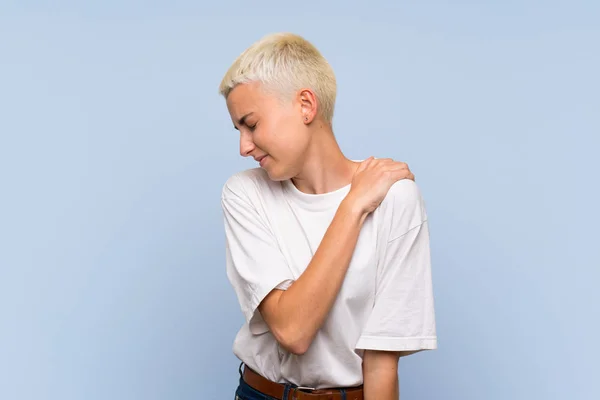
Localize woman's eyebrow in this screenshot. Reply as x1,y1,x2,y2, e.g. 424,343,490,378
234,112,254,130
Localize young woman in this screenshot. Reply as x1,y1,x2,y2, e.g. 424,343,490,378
219,33,437,400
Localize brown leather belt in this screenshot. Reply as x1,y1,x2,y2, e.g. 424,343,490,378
242,365,364,400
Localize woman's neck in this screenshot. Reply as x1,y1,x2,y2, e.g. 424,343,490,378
291,128,359,195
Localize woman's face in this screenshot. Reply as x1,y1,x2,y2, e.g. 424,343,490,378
225,81,312,181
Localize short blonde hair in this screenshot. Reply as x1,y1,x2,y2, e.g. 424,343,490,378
219,32,337,124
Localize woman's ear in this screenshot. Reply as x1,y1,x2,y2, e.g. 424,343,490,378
298,88,318,124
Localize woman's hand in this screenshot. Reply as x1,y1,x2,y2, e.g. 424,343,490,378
347,157,415,215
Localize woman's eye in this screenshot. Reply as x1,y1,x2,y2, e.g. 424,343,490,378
248,124,257,131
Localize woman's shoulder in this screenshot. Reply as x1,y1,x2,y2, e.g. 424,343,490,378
377,179,428,238
382,179,424,210
222,167,280,203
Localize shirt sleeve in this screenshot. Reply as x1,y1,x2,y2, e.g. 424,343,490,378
355,182,437,354
221,178,295,334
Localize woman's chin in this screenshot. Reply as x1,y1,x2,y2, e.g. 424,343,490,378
264,164,292,182
265,170,285,181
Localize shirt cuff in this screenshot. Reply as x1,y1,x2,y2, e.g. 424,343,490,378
355,335,438,352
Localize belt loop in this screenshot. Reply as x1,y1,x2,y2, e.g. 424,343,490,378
282,383,291,400
340,388,347,400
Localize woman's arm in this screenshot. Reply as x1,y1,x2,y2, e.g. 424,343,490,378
258,197,367,355
258,159,413,355
362,350,402,400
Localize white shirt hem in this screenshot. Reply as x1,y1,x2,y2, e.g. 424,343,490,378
355,335,438,351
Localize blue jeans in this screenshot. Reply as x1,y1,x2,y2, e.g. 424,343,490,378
234,363,349,400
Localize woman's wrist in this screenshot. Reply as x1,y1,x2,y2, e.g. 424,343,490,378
340,194,369,224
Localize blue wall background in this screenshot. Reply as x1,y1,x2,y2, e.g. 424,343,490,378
1,1,598,399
